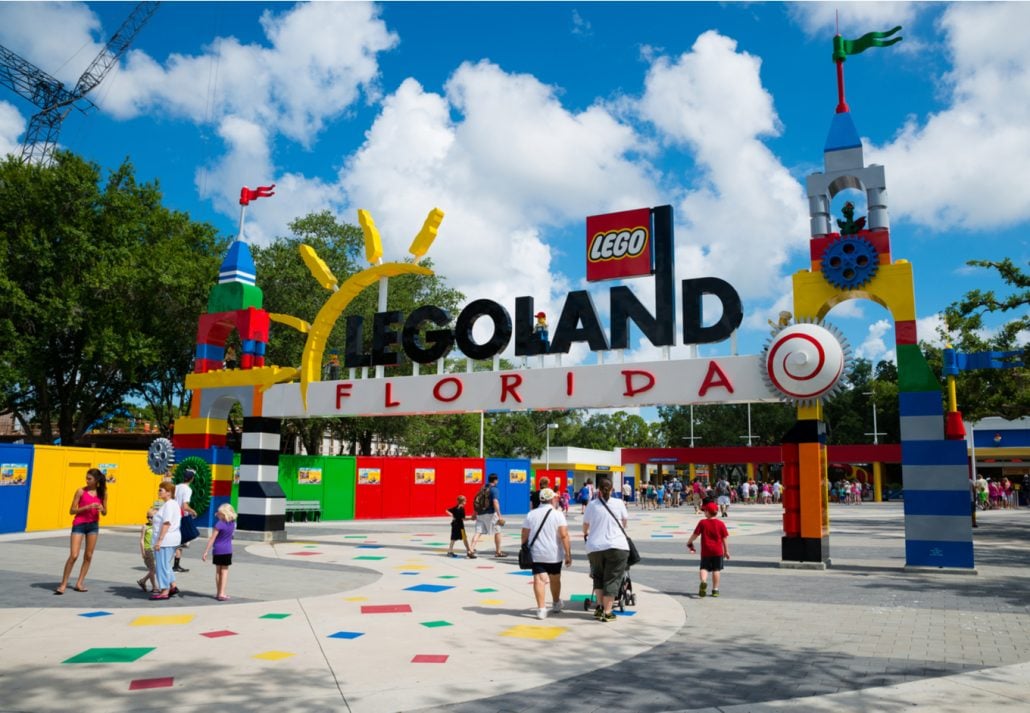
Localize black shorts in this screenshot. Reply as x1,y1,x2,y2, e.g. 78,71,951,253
531,561,563,575
700,556,724,572
212,553,232,566
450,523,465,541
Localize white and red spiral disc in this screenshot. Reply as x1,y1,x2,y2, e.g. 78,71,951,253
763,321,849,404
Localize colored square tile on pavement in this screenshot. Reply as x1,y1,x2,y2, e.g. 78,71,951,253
79,611,112,618
329,631,365,639
201,630,237,638
500,625,568,641
290,551,321,556
479,599,504,606
412,654,448,663
64,647,155,664
421,620,452,628
361,604,412,614
253,651,295,661
357,544,383,549
260,613,292,620
474,587,497,593
344,596,368,602
355,555,387,560
404,584,454,593
131,614,196,626
129,677,174,691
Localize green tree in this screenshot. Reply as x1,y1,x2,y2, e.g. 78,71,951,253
658,402,796,448
936,258,1028,420
0,152,223,443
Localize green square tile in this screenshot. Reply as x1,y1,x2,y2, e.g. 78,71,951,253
570,594,592,602
474,588,497,593
63,647,155,664
421,620,453,628
438,575,458,579
354,555,386,560
344,535,368,539
260,613,292,620
424,542,447,546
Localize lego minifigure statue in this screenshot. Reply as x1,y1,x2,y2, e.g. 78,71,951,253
534,312,548,343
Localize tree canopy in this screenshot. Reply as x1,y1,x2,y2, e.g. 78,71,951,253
0,152,224,444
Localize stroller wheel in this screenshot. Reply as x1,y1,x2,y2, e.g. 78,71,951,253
630,594,637,605
619,601,625,613
583,599,591,612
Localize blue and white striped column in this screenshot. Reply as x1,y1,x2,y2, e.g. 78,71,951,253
238,416,286,539
900,391,974,568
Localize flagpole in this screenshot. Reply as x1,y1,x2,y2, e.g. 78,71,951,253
237,203,248,242
835,48,849,114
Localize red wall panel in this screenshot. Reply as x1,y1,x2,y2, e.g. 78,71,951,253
380,457,412,518
354,457,385,520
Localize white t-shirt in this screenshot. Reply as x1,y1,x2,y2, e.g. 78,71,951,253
152,499,182,549
583,496,629,553
175,483,192,512
521,504,567,563
622,482,632,498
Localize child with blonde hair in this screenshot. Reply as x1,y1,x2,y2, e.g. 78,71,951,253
201,503,237,601
136,507,158,592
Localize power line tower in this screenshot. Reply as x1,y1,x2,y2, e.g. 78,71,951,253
0,1,160,166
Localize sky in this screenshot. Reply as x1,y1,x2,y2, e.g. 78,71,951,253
1,1,1027,382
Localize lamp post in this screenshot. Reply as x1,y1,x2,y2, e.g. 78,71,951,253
863,391,886,444
545,423,558,470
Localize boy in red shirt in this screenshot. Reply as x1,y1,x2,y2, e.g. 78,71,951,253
686,501,730,597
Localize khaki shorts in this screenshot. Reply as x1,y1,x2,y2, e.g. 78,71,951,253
475,513,499,535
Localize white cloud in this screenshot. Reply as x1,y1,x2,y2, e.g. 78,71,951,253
867,3,1030,230
636,31,810,305
789,2,921,38
0,102,25,158
916,313,947,347
854,318,895,362
0,2,102,87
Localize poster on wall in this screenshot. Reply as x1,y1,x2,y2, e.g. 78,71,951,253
99,463,118,484
358,468,381,485
0,463,28,486
298,467,323,485
509,469,527,484
464,468,483,484
414,468,436,485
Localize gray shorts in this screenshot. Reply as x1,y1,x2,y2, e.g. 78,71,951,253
475,513,499,535
587,548,630,598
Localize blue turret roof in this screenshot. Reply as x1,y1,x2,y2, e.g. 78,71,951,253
219,240,257,285
824,111,862,153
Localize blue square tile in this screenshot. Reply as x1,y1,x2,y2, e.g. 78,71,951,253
403,584,454,593
79,611,113,618
328,631,365,640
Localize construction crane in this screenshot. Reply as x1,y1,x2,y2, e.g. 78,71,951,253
0,1,160,166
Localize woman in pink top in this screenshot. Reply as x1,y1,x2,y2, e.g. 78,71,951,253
55,468,108,594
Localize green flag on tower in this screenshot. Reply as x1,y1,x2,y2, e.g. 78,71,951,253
833,26,903,62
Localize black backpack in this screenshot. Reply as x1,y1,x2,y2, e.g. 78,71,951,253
473,485,492,513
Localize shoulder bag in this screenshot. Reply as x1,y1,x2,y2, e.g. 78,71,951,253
518,508,553,570
598,497,641,566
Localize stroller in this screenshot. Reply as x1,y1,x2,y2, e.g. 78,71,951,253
582,568,637,613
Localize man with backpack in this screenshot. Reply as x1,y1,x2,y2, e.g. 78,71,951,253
471,473,508,558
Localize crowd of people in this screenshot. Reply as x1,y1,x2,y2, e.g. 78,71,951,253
973,473,1026,510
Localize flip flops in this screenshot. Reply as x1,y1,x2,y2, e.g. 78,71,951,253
137,579,147,593
72,586,88,592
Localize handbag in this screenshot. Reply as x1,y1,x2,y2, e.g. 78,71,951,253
179,512,199,544
518,508,553,570
598,497,641,566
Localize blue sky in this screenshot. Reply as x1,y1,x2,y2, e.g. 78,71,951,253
1,2,1027,379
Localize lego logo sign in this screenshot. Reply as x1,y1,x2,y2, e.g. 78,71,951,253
586,207,653,282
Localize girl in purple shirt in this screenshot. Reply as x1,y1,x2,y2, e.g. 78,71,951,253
202,503,237,601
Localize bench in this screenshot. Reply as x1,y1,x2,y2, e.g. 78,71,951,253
285,500,321,522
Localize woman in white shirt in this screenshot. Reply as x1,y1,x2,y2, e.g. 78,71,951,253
582,478,629,622
521,489,571,620
151,481,182,600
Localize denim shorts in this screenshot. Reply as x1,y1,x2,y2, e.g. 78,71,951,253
71,522,99,535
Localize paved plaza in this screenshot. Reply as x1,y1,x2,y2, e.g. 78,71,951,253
0,501,1027,712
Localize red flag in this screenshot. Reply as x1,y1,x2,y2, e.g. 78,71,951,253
239,184,276,205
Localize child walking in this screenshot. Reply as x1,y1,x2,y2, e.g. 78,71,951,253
136,507,158,593
686,501,730,597
445,495,476,558
201,503,237,601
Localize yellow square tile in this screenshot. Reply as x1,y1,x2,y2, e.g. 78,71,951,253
479,599,504,606
253,650,296,661
344,596,368,602
395,564,428,570
130,614,196,627
500,625,568,641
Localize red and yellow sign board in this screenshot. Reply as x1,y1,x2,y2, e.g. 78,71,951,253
586,207,652,282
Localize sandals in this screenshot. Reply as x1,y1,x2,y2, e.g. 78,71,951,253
216,595,230,601
72,586,88,592
149,593,169,600
137,579,148,593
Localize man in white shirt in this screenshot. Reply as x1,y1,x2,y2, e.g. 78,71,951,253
582,478,630,622
520,488,571,620
173,469,198,572
621,480,632,500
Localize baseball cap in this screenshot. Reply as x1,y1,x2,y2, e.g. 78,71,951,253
703,501,718,514
539,488,556,502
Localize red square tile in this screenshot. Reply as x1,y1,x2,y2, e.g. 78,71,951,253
129,677,174,691
411,654,448,663
361,604,412,614
200,630,238,638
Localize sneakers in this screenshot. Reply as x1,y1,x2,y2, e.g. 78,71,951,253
599,611,617,622
173,565,189,573
536,608,548,620
551,600,563,614
466,552,477,559
711,589,720,598
698,582,708,598
447,552,458,558
593,606,604,620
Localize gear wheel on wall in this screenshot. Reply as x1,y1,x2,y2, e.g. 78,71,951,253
147,437,175,475
174,457,212,516
761,319,852,407
821,236,879,289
